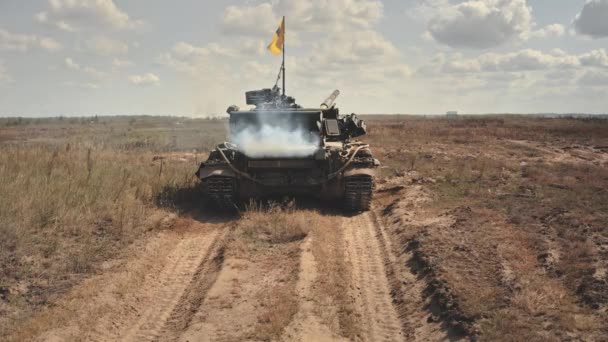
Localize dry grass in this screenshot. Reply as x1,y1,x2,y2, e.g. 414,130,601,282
367,116,608,340
310,216,360,340
0,116,220,338
0,144,195,336
231,203,317,340
2,114,607,340
255,285,299,340
237,201,311,244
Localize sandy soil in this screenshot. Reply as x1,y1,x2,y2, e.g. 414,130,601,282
342,213,403,341
20,207,421,342
31,217,228,342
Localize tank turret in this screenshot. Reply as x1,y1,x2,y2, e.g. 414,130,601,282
244,86,300,110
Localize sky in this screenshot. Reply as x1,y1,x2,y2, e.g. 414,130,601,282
0,0,607,116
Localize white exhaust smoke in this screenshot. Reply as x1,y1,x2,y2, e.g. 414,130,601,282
231,114,320,158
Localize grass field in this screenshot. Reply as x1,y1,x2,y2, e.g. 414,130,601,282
0,116,225,335
366,115,608,340
1,115,607,341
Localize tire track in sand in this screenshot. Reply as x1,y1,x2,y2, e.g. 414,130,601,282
283,236,349,342
343,212,404,342
89,223,227,342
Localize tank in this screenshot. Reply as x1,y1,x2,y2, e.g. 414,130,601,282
195,85,380,212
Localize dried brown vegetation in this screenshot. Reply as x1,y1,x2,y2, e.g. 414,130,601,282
367,116,608,340
1,115,607,341
238,201,310,244
222,203,318,340
0,117,222,338
308,215,360,340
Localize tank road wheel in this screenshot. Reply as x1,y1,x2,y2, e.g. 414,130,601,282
344,175,374,212
205,176,237,211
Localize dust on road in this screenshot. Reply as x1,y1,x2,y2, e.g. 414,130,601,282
25,207,423,342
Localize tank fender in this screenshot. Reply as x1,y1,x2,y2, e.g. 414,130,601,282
199,166,236,179
343,167,376,178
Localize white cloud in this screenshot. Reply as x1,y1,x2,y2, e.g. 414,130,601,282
0,61,10,83
35,12,77,32
579,49,608,68
83,67,105,80
209,0,405,104
172,41,232,58
36,0,142,32
578,71,608,86
64,57,80,70
544,69,578,81
39,37,62,51
221,0,383,36
421,48,608,82
0,28,61,52
424,0,533,48
574,0,608,38
64,57,106,80
0,29,37,51
531,24,565,38
391,65,413,78
161,39,266,71
162,0,408,112
306,31,399,68
221,3,276,36
277,0,383,32
64,81,100,89
128,73,160,86
56,21,77,32
240,39,266,56
439,49,579,73
163,30,409,85
112,58,133,67
87,36,128,56
433,48,608,77
158,41,252,79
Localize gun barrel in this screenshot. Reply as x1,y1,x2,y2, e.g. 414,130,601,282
320,90,340,109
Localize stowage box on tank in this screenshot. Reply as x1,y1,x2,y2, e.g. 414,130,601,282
195,85,380,212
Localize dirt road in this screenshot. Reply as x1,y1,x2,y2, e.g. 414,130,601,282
342,213,403,341
25,208,430,342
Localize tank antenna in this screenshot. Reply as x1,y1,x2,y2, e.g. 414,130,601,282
272,16,286,95
282,16,286,96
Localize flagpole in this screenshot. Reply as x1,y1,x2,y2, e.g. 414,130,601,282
282,16,285,96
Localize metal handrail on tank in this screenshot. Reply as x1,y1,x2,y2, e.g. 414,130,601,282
326,144,369,181
215,141,368,185
216,143,263,184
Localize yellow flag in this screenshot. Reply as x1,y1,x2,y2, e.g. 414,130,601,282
267,17,285,56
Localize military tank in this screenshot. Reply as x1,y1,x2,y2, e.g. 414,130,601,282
195,85,379,211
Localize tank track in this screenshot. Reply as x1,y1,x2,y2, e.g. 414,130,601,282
205,176,237,211
344,175,374,212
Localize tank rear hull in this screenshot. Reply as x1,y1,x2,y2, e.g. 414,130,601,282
197,156,376,212
236,177,344,199
199,158,348,199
